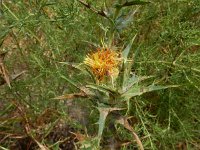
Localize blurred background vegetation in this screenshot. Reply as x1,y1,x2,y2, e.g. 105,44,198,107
0,0,200,149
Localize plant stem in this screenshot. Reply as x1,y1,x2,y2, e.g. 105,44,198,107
108,0,123,47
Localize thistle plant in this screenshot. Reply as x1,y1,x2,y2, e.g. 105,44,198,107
56,0,177,149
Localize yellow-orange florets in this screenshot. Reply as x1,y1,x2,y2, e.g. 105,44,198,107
84,48,120,81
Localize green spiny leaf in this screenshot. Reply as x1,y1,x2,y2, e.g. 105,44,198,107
59,62,84,71
122,75,154,93
122,34,137,62
122,84,179,100
117,34,137,90
86,84,119,95
96,104,124,145
59,74,84,92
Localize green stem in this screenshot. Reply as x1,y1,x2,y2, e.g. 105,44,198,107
108,0,123,47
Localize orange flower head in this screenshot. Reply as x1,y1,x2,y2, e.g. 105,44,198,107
84,48,120,81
